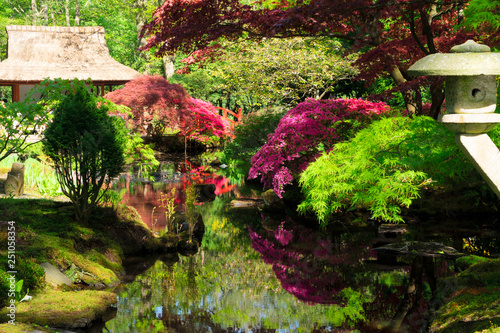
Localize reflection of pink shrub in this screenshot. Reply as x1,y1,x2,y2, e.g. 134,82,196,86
248,98,389,197
249,219,372,305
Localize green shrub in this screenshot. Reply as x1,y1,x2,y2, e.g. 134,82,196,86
298,116,487,226
43,80,126,224
220,107,286,179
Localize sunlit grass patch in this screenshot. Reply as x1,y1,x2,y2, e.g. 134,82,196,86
431,258,500,333
0,322,59,333
0,290,116,327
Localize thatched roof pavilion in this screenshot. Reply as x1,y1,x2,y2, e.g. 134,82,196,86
0,25,142,102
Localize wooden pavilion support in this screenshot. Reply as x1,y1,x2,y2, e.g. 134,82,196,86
12,84,19,102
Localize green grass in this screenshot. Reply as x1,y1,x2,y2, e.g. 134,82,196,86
431,287,500,333
0,322,60,332
431,258,500,333
0,155,62,197
0,198,159,306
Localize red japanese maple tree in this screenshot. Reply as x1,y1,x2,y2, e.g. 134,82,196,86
104,75,230,141
140,0,499,119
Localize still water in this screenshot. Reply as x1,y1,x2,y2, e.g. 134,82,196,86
103,159,498,333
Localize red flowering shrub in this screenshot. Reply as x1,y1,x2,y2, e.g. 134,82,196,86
105,75,192,134
248,98,389,197
187,98,231,141
104,75,231,141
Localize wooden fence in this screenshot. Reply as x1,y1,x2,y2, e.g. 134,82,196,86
215,107,243,133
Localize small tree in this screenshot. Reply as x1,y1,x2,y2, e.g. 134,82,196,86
104,75,231,145
43,80,125,224
0,100,48,163
104,75,193,136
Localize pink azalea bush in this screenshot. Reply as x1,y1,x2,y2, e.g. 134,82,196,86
248,98,390,197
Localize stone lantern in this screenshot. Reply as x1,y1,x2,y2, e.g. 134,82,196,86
408,40,500,197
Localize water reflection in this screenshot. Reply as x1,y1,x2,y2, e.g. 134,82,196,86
105,193,427,332
112,160,240,233
105,157,499,332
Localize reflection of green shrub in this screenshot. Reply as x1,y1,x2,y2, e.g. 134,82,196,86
220,107,286,178
299,116,491,226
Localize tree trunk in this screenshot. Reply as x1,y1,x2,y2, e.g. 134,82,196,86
163,55,176,78
369,14,422,116
135,0,151,74
428,79,445,120
389,66,421,116
65,0,70,26
75,2,80,26
31,0,38,25
42,3,48,25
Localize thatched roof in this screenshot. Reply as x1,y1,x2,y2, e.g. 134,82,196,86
0,25,142,84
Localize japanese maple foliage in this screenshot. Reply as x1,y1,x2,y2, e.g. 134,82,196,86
248,98,389,198
187,98,231,141
105,75,192,134
104,75,230,140
140,0,500,118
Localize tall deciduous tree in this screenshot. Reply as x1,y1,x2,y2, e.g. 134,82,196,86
208,38,359,107
140,0,496,119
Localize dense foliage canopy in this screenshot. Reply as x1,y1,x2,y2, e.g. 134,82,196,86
183,38,359,108
140,0,500,117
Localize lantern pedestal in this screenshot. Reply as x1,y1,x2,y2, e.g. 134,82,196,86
438,113,500,134
453,133,500,198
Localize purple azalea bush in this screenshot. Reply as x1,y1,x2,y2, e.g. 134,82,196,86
248,98,389,197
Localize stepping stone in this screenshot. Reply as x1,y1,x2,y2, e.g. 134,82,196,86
39,262,72,287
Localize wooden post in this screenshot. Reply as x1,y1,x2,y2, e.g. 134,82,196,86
12,85,20,102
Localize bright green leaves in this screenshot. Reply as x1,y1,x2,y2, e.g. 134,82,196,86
298,116,485,226
463,0,500,31
0,94,48,163
210,38,359,108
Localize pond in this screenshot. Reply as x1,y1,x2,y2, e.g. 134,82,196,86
102,157,500,333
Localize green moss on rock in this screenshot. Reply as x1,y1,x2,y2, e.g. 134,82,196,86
430,257,500,332
0,290,116,328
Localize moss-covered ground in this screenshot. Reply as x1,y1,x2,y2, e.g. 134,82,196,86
0,197,171,331
430,256,500,333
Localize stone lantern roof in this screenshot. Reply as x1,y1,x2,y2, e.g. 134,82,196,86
408,40,500,77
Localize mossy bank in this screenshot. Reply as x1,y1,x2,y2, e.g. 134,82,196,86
0,197,184,331
429,256,500,333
